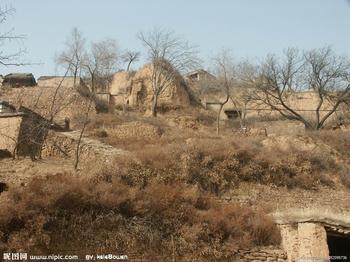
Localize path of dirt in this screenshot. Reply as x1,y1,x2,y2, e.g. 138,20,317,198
0,158,74,186
61,130,131,158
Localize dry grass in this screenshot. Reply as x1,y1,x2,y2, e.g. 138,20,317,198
309,129,350,158
0,173,280,260
81,112,350,191
106,135,343,192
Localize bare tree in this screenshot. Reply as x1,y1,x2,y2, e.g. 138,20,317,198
232,60,259,128
84,38,119,92
138,28,199,117
0,6,26,66
74,96,93,170
56,27,86,87
212,50,235,134
121,50,140,71
48,63,73,123
251,47,350,130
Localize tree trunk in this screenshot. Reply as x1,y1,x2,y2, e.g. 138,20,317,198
126,61,132,72
151,94,159,117
74,100,93,170
304,122,316,130
91,74,95,93
216,104,224,135
73,67,78,88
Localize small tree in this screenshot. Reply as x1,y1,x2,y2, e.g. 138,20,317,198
212,50,235,134
74,94,94,170
138,28,199,116
233,60,259,128
252,47,350,130
84,38,119,92
56,27,86,87
121,50,140,71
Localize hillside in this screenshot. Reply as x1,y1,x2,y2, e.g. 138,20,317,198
1,105,350,261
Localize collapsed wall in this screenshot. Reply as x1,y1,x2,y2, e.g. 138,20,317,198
42,130,130,167
109,64,191,111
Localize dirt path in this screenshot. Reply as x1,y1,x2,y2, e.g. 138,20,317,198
0,158,74,186
61,130,131,158
0,131,132,187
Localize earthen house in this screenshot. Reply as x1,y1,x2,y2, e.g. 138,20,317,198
2,73,36,88
109,64,191,111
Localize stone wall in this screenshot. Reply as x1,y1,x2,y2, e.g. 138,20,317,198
41,130,130,167
42,131,95,163
279,223,330,262
233,247,287,262
16,107,50,159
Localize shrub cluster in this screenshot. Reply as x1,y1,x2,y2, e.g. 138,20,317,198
119,142,338,193
0,173,280,261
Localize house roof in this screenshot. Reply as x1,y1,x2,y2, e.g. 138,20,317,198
185,69,216,78
4,73,35,79
37,76,78,81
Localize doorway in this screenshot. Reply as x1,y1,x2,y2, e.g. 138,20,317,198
327,233,350,261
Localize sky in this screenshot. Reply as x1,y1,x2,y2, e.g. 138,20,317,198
1,0,350,78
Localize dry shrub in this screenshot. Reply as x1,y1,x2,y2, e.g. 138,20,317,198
309,130,350,158
111,136,340,192
87,112,141,131
92,129,108,138
0,173,280,260
340,173,350,189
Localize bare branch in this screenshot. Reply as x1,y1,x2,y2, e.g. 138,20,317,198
138,28,199,116
251,47,350,130
0,6,28,67
121,50,140,71
56,27,86,87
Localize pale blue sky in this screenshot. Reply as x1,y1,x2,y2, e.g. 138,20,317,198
2,0,350,77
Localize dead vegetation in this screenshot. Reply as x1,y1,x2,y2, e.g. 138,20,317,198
308,130,350,158
0,173,280,260
114,139,344,192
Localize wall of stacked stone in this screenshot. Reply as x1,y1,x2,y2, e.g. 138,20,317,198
278,223,330,262
41,131,99,165
41,130,129,168
233,247,287,262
